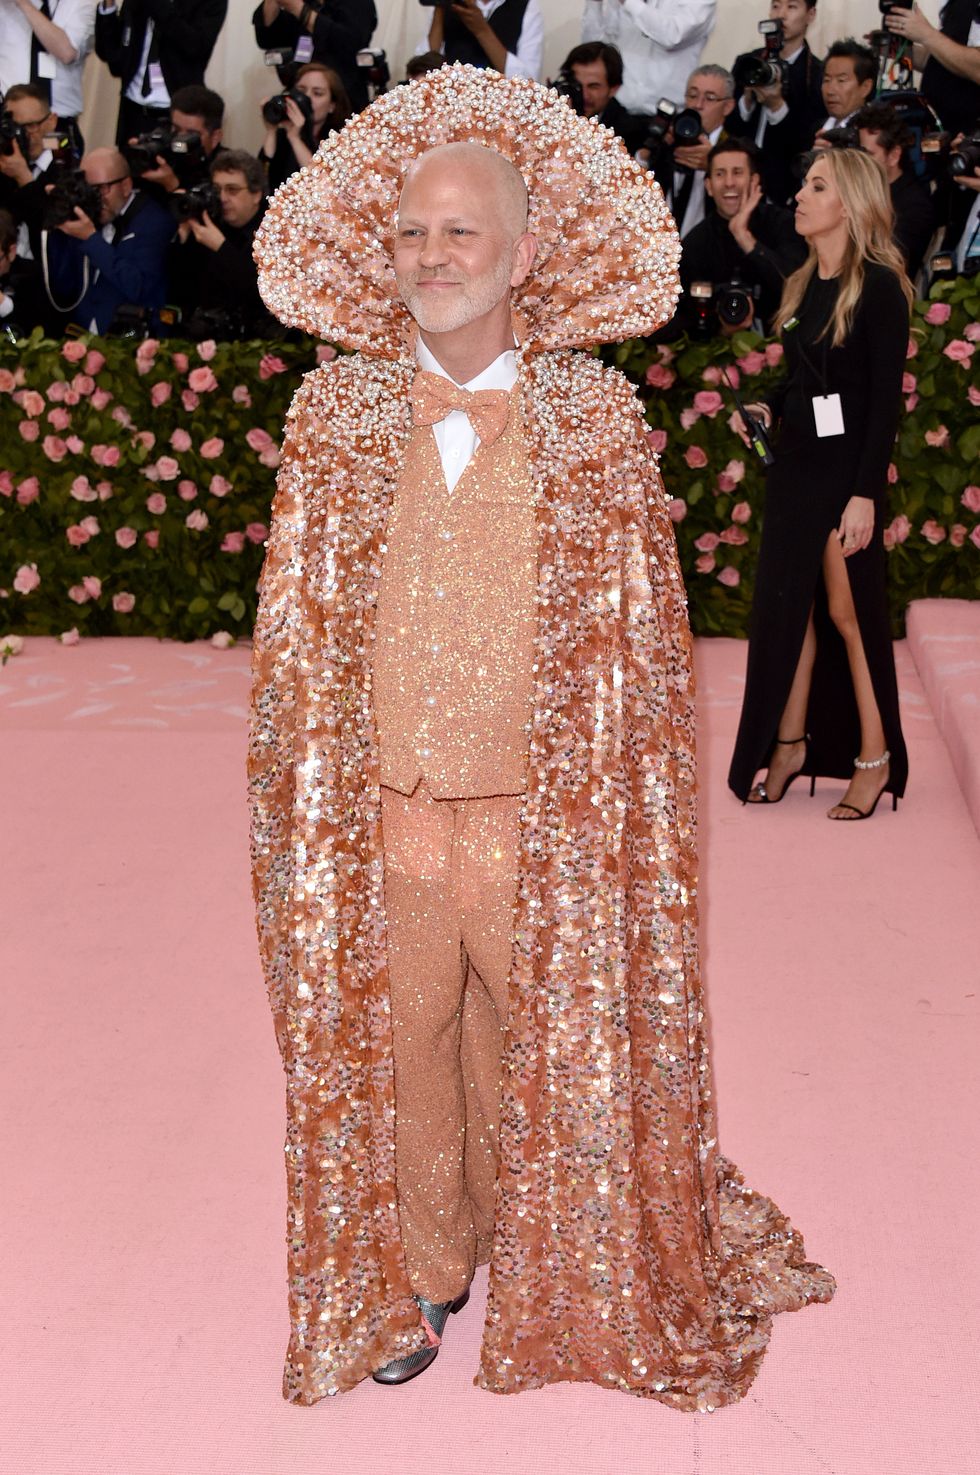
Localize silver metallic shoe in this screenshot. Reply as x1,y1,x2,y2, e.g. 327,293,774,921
372,1288,470,1385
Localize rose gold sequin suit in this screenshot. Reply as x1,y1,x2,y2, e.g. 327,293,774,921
249,65,835,1409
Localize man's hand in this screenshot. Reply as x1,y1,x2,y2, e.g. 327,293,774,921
139,153,180,193
451,0,492,40
276,0,306,17
673,135,712,172
0,140,32,187
187,211,225,252
58,207,97,241
748,79,784,111
728,174,763,253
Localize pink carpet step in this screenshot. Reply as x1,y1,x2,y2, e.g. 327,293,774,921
906,598,980,837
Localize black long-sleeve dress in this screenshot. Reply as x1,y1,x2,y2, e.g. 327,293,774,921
728,261,910,802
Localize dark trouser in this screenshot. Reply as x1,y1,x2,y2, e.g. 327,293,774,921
115,97,171,148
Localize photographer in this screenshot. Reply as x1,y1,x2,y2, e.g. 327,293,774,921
0,204,45,333
729,1,824,205
854,101,936,278
94,0,228,146
167,149,276,339
259,59,351,193
127,85,224,198
252,1,377,113
679,136,807,333
43,145,173,332
813,39,875,141
884,2,980,138
644,64,735,238
0,1,96,154
581,1,715,124
559,41,642,152
0,84,59,255
420,1,543,80
939,131,980,276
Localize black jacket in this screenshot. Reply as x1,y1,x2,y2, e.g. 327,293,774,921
252,1,377,112
891,172,937,280
95,0,228,95
679,200,807,331
728,41,824,206
167,200,276,337
922,0,980,136
597,97,644,154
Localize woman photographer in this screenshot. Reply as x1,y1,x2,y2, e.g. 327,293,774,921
728,147,913,821
259,61,351,194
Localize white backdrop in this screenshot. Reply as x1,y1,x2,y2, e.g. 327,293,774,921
79,0,943,154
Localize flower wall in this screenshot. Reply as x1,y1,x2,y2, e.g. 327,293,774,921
2,276,977,643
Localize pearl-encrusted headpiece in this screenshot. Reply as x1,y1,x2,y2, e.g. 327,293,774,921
254,63,680,355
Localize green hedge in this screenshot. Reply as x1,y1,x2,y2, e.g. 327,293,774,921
1,277,977,643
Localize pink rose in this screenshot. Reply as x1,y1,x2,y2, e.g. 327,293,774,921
736,349,766,375
886,514,911,546
679,408,699,430
0,368,15,392
694,531,720,552
188,366,218,393
142,464,160,483
645,362,676,389
72,373,95,397
96,481,113,501
18,419,39,442
197,339,217,361
246,522,269,544
143,530,159,548
171,352,189,373
68,584,90,604
181,389,200,412
209,474,232,497
722,458,746,485
667,498,687,523
82,575,102,599
61,340,86,363
115,526,138,549
245,427,274,453
943,339,974,364
692,389,724,418
200,437,224,459
701,364,722,386
905,393,919,412
79,515,99,536
185,509,209,531
59,628,79,646
92,444,121,467
16,477,40,505
949,524,967,548
47,406,71,431
924,301,951,325
14,563,40,594
259,446,281,468
146,492,167,515
961,486,980,513
316,345,337,364
905,336,919,359
717,566,741,586
720,526,749,546
211,631,236,649
154,456,180,481
66,524,91,546
221,531,246,553
887,463,899,485
924,425,949,448
902,372,916,394
232,384,252,406
968,386,980,408
170,428,192,452
717,473,737,493
84,349,105,376
43,435,68,461
91,388,112,411
964,322,980,343
133,430,155,451
63,389,79,406
724,365,740,389
0,470,12,497
70,476,97,501
46,380,66,403
764,342,784,367
970,526,980,551
65,435,84,455
684,445,708,469
178,479,197,501
647,427,668,453
921,519,946,545
731,501,752,524
111,405,133,427
259,353,287,380
17,389,45,417
695,552,716,574
112,592,135,613
150,381,172,407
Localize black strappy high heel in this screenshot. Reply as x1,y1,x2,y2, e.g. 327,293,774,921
745,734,813,805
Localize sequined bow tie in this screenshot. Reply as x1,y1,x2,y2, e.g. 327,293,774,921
410,370,511,448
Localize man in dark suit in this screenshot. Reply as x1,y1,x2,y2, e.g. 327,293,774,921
94,0,228,146
854,102,938,280
559,41,643,153
45,146,173,332
252,0,377,112
729,0,824,205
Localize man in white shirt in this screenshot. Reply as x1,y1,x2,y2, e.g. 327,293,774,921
420,0,543,80
0,0,96,150
581,0,715,118
728,0,824,205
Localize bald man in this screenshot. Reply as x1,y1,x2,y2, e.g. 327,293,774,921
45,145,173,333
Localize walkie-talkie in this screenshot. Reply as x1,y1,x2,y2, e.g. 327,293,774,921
721,367,774,467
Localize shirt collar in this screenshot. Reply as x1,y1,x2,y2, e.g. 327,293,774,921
415,332,518,392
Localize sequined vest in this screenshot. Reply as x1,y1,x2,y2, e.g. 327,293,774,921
372,387,538,799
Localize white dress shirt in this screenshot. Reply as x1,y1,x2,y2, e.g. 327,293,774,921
0,0,96,118
416,335,518,493
15,146,53,261
417,0,544,81
582,0,715,115
123,16,169,107
673,121,721,238
737,43,802,147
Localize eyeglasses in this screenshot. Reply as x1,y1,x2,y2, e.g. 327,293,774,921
92,177,128,193
12,115,53,132
685,90,729,105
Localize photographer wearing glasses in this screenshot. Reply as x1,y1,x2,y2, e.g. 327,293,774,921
642,65,735,239
253,1,377,113
0,83,61,261
0,1,95,154
729,1,824,206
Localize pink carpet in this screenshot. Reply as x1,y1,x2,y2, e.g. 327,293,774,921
907,598,980,838
1,629,977,1475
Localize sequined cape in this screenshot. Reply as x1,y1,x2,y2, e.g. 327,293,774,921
248,343,835,1408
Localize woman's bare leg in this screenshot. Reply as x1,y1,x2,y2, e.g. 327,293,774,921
821,533,889,818
747,606,816,802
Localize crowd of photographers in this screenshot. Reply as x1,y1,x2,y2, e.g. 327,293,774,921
0,0,977,344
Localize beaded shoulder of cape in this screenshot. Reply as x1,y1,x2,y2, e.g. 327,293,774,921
254,63,680,354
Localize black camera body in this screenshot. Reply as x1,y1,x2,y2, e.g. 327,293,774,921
0,112,31,161
261,88,315,128
688,278,759,338
124,127,206,182
951,132,980,178
171,182,222,225
357,48,390,97
742,19,789,92
878,0,914,13
551,68,586,117
42,170,104,231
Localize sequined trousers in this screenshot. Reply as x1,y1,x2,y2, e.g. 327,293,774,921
380,779,522,1304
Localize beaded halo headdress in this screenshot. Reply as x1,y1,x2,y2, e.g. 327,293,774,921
254,63,680,356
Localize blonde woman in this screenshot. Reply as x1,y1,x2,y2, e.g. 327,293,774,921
728,147,914,820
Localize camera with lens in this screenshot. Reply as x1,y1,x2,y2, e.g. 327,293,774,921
744,19,789,91
261,87,314,128
642,98,678,153
951,131,980,178
687,278,760,339
183,305,248,343
357,48,390,99
878,0,913,14
0,112,31,160
171,182,222,225
42,169,104,230
551,67,586,117
124,126,207,183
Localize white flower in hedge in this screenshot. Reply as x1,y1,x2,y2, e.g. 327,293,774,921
0,632,24,662
211,631,235,649
185,509,209,531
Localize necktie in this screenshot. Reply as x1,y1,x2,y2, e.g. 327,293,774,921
409,370,511,448
30,0,54,106
142,20,160,98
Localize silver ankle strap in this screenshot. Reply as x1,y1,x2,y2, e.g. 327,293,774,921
853,749,890,770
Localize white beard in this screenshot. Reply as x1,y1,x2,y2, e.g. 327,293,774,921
397,253,515,334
